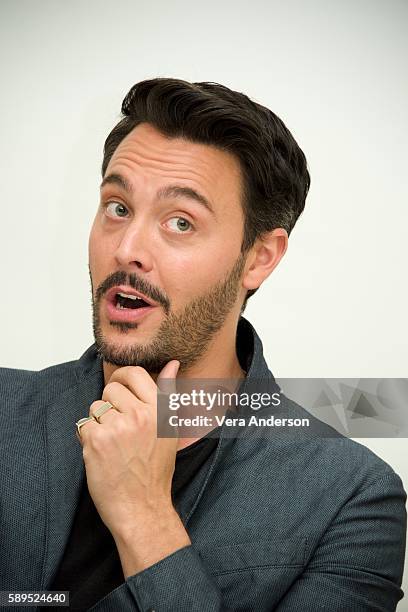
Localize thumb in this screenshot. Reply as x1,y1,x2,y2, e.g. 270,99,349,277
156,360,180,439
158,359,180,379
157,359,180,395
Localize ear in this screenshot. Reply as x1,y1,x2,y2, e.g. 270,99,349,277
242,228,288,292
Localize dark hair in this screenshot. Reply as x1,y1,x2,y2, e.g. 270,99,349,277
102,78,310,311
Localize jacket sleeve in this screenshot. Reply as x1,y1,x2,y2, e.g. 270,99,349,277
275,471,407,612
88,545,223,611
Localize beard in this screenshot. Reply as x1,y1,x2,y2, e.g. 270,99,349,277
90,252,247,373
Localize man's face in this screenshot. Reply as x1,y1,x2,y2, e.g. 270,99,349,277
88,122,248,372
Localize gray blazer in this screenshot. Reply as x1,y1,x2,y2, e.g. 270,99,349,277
0,317,406,611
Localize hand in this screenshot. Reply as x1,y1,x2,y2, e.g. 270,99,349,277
77,360,181,541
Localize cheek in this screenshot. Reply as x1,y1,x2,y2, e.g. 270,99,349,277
88,224,96,269
162,248,232,304
89,221,112,265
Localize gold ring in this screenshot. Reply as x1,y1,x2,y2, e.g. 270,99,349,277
75,416,95,436
92,401,116,423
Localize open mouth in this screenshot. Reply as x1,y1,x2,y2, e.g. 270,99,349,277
114,292,151,310
105,287,156,323
103,284,159,323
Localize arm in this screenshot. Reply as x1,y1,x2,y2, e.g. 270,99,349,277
275,472,407,611
87,544,223,612
125,545,223,612
80,363,225,611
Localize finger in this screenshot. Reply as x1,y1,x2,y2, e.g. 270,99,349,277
89,398,121,422
99,381,143,415
108,366,157,404
76,417,98,445
156,361,180,439
157,360,180,397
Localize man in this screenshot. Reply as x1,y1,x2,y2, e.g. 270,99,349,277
0,78,406,611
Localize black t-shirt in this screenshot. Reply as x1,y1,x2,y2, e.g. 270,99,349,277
45,435,218,611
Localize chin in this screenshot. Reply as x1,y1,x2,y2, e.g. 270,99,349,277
106,320,160,348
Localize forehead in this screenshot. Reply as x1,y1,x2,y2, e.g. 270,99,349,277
105,122,244,216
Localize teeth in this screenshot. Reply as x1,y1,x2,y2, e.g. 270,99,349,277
117,292,144,301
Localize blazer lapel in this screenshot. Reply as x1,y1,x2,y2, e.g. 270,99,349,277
41,346,104,589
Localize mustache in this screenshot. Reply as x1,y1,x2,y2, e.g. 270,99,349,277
95,270,170,314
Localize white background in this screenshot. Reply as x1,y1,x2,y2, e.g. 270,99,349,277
1,0,407,604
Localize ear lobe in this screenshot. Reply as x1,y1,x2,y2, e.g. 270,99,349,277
242,228,288,291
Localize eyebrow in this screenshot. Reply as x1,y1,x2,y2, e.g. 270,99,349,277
100,173,132,193
100,173,215,215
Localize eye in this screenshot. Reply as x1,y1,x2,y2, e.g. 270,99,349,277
166,217,193,233
105,201,129,218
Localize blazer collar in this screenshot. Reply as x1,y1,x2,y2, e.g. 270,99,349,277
234,316,281,415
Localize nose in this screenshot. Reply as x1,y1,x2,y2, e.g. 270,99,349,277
114,219,154,273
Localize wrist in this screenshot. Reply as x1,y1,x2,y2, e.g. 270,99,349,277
113,506,191,577
112,502,178,541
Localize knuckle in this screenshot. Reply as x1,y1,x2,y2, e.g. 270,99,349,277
133,365,146,374
137,405,153,429
131,366,149,382
88,430,104,451
135,409,147,428
115,418,129,436
105,381,122,394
